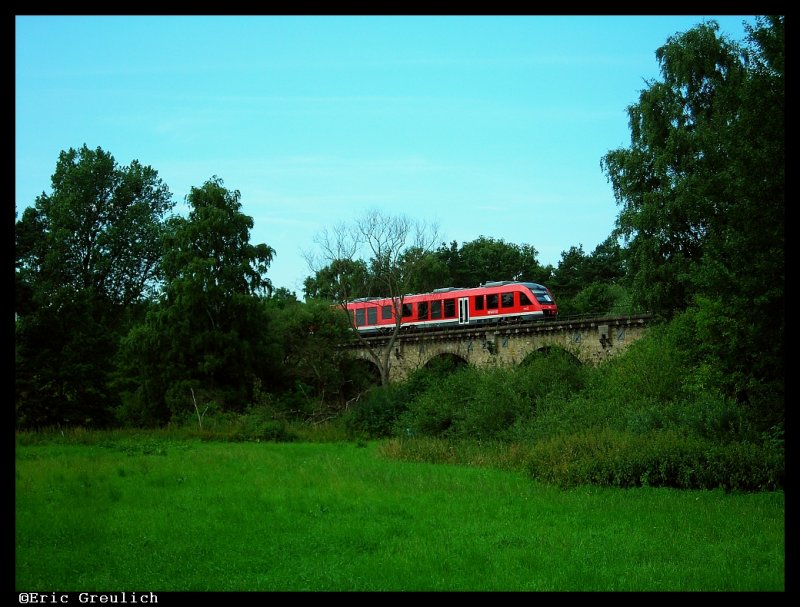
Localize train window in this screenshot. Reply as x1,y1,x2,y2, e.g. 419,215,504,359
381,305,393,320
418,301,429,320
501,292,514,308
402,303,413,317
431,300,442,319
355,308,366,326
475,295,485,310
529,284,554,304
520,292,533,306
487,293,499,309
367,307,377,325
444,298,456,318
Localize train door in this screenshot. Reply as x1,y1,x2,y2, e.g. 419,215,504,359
458,297,470,325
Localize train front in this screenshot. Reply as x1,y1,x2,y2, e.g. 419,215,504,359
522,282,558,318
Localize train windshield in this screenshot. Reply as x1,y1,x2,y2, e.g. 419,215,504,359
522,282,554,304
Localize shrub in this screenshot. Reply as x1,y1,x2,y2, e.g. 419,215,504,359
397,366,531,440
527,428,784,491
587,322,691,407
516,347,588,401
342,383,410,439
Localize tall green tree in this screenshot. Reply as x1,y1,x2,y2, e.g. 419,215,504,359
303,258,371,301
600,17,783,415
425,236,552,290
406,240,460,293
263,295,366,415
15,145,174,427
551,245,590,301
583,235,627,286
448,236,550,288
601,17,783,315
116,177,277,423
551,237,630,316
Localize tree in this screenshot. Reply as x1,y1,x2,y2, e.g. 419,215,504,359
436,236,551,289
306,209,439,385
263,296,365,418
15,145,174,427
401,241,457,294
303,258,371,301
601,18,783,315
551,236,630,316
600,17,783,416
584,235,627,286
116,177,277,423
551,245,589,301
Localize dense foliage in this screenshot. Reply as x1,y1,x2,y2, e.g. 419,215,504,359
15,145,174,426
344,317,783,491
15,18,783,491
113,177,279,424
601,16,784,412
548,236,632,316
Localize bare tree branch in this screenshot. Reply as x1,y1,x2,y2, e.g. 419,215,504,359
307,208,440,385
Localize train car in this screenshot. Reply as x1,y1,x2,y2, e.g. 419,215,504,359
346,281,557,334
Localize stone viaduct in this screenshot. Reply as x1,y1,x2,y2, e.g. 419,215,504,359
343,314,654,382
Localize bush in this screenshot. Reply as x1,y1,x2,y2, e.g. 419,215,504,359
457,368,529,440
230,415,296,442
342,383,411,439
527,428,784,491
339,358,471,440
587,323,691,408
516,347,588,400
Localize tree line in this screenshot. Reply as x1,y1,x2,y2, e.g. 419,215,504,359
15,17,783,435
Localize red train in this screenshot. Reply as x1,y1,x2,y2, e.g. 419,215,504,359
346,281,558,334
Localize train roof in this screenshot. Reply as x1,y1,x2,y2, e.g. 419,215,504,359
347,281,550,305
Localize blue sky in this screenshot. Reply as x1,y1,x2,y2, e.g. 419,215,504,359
15,15,758,296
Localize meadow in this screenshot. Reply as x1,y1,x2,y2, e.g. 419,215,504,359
15,434,785,592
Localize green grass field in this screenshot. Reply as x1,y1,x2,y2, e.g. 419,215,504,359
16,436,785,592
